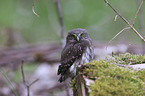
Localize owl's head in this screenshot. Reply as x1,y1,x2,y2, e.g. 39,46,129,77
66,28,89,43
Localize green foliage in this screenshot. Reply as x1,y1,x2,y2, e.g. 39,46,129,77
70,77,76,88
0,0,143,44
84,59,145,96
13,70,21,83
0,67,18,96
105,53,145,65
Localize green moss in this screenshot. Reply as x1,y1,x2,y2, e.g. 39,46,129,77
136,69,145,82
70,53,145,95
105,53,145,65
70,77,76,88
84,60,145,96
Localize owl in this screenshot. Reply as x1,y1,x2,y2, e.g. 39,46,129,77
57,28,94,82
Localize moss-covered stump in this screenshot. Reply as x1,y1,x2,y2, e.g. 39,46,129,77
72,72,89,96
71,53,145,96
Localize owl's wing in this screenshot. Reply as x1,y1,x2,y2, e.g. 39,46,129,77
57,43,83,75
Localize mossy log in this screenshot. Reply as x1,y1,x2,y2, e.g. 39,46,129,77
71,53,145,96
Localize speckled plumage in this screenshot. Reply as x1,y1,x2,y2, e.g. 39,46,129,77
57,28,94,82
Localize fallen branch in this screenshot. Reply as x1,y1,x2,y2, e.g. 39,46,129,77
0,43,143,69
0,44,61,68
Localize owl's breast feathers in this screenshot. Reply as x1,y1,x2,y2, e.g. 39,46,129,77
57,40,91,76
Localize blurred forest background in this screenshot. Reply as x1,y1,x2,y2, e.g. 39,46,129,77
0,0,145,96
0,0,144,43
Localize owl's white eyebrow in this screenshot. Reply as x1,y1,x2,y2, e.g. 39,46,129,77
78,32,83,36
72,34,76,36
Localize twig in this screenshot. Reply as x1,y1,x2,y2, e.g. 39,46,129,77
55,0,65,48
104,0,145,42
109,0,144,43
21,62,26,84
21,61,39,96
114,15,118,21
32,0,39,17
137,0,145,54
133,0,144,26
0,67,18,96
110,0,144,42
109,27,130,43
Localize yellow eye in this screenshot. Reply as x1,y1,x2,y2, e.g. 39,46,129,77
72,35,75,38
80,33,84,37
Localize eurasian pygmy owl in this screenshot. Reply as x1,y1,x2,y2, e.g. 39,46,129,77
57,28,94,82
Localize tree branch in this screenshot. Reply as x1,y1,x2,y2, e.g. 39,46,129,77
133,0,144,26
104,0,145,42
55,0,65,48
137,0,145,54
109,27,130,44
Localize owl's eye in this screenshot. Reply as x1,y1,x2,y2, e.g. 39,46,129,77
80,33,84,37
71,35,75,38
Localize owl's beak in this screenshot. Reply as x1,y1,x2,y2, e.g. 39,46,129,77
77,36,79,41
